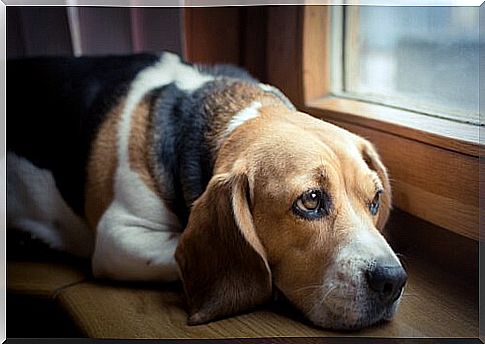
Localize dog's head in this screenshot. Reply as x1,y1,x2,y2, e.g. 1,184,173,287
175,107,406,330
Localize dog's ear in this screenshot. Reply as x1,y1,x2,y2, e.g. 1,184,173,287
361,141,392,230
175,171,272,325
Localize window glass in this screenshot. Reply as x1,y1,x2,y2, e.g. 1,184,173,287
342,7,480,125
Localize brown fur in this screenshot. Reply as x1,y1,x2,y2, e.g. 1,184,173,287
176,104,392,323
85,99,124,230
85,96,162,230
204,82,286,151
128,96,160,197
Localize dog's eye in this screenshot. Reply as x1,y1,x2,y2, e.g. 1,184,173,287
293,189,329,220
369,191,382,216
299,190,320,210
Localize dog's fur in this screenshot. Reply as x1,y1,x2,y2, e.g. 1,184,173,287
7,52,405,329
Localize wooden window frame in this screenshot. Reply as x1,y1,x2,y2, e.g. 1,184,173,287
266,6,481,241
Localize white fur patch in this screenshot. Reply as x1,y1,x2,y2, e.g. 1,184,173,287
92,194,180,282
92,52,212,281
306,224,403,329
258,83,273,92
7,152,93,257
225,101,262,135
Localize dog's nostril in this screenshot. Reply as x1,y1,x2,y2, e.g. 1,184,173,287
383,282,393,294
366,263,407,303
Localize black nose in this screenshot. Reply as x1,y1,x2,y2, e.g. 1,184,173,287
366,262,407,303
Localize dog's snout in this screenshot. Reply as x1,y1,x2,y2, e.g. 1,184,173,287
366,262,407,303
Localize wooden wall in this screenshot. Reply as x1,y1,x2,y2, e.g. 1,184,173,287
183,7,268,82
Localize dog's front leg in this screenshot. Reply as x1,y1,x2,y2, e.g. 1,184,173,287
91,201,180,282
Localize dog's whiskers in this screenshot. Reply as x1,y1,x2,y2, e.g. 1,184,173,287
307,284,337,316
291,284,325,294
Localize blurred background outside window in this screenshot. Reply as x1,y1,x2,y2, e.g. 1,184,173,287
333,7,481,125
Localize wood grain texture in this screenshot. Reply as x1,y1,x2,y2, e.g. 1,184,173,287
307,97,480,157
52,255,477,338
302,6,330,102
7,261,86,298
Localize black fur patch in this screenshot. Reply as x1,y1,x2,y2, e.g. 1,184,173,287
7,53,160,215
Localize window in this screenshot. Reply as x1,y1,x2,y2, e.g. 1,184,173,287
263,6,480,241
331,6,480,125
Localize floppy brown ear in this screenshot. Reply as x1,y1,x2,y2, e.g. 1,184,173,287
361,141,392,230
175,172,272,325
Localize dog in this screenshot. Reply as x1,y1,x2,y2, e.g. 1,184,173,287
7,52,407,330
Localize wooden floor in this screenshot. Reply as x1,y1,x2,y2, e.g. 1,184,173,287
7,249,478,339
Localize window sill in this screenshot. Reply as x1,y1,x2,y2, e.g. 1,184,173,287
305,96,481,157
303,96,480,241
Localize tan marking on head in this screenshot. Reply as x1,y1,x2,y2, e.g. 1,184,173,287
85,100,124,230
127,96,161,197
204,82,287,151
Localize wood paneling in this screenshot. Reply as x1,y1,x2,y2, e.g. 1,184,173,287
240,6,268,81
302,6,330,102
184,7,268,82
266,6,304,106
184,7,241,65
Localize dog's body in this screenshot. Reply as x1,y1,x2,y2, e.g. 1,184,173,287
7,52,406,330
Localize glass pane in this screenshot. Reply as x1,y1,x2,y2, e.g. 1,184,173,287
344,7,480,125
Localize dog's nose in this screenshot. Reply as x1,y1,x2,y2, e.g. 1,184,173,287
366,261,407,303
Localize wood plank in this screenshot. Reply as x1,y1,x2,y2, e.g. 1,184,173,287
302,6,330,102
53,254,477,338
307,97,480,157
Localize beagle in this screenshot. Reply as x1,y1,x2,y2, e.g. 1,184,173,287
7,52,407,330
